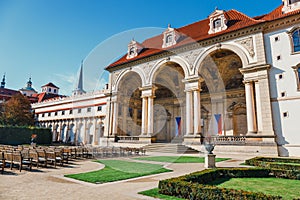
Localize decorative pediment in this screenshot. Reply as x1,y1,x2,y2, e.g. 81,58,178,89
282,0,300,14
126,39,144,59
208,9,228,34
162,25,181,48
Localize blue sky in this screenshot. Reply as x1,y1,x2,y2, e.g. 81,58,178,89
0,0,281,95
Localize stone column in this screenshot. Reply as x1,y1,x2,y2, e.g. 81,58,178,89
141,96,148,135
147,96,154,136
93,118,98,145
185,90,193,135
254,81,263,133
112,101,118,135
193,89,201,135
133,108,138,135
245,82,257,134
255,78,274,136
122,99,127,135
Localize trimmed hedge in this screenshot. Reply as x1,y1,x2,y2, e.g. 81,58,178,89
0,126,52,145
158,168,284,200
245,157,300,178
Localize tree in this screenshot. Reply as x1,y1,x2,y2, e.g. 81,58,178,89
2,93,34,126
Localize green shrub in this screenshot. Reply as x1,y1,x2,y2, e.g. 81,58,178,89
0,125,52,145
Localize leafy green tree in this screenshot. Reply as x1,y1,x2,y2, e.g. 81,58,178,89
2,93,34,126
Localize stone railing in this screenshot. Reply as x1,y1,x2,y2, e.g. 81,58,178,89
117,136,140,143
213,136,246,145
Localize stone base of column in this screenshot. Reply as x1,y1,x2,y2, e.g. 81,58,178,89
183,136,201,145
205,154,216,169
138,136,152,144
99,137,115,146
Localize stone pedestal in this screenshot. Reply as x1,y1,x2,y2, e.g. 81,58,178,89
205,154,216,168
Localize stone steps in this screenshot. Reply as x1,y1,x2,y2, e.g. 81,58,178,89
143,143,199,154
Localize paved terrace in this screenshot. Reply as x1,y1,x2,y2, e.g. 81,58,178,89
0,152,255,200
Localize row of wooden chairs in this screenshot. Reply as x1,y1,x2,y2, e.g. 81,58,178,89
0,145,146,174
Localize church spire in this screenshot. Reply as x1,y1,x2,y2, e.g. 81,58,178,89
1,73,5,88
27,76,32,88
72,60,86,96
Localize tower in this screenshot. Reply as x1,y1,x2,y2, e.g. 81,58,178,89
1,73,5,88
72,61,86,96
19,76,37,96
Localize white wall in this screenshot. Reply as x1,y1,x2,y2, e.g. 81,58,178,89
264,24,300,156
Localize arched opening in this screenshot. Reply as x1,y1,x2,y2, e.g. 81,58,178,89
152,62,185,142
68,124,75,143
117,72,143,137
198,49,246,136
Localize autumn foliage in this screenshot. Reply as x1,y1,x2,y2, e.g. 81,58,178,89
0,93,34,126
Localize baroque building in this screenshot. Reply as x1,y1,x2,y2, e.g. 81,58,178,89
105,1,300,156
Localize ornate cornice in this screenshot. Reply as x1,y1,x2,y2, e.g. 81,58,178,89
106,25,264,72
263,13,300,33
239,64,271,74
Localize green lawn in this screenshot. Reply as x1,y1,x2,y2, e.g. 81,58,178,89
65,160,172,184
139,188,184,200
212,177,300,200
135,156,229,163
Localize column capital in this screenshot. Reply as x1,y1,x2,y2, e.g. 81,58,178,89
239,64,271,74
140,85,157,98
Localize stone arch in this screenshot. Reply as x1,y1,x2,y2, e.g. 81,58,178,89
193,44,250,75
150,61,186,142
196,48,246,137
86,122,94,144
114,68,146,92
116,71,143,137
149,56,190,85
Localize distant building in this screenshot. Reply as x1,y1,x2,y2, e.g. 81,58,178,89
19,77,38,97
32,64,109,145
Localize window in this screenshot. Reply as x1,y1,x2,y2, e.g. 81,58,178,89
292,28,300,52
166,34,173,44
281,92,286,97
87,107,91,112
55,112,58,116
292,64,300,91
276,55,281,60
69,110,73,114
97,106,102,111
42,113,45,117
48,112,51,117
54,89,57,93
275,36,279,42
78,108,81,113
278,74,283,80
62,110,65,115
48,88,51,92
129,47,135,56
289,0,300,4
283,112,289,118
213,19,222,28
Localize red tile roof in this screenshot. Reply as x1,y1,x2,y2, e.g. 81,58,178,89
106,9,263,70
260,5,300,21
42,82,59,89
106,5,300,70
0,88,38,103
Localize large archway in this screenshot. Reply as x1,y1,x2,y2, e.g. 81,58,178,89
152,62,185,142
116,72,143,137
198,49,246,137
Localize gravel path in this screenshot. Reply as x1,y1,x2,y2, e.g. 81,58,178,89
0,153,253,200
